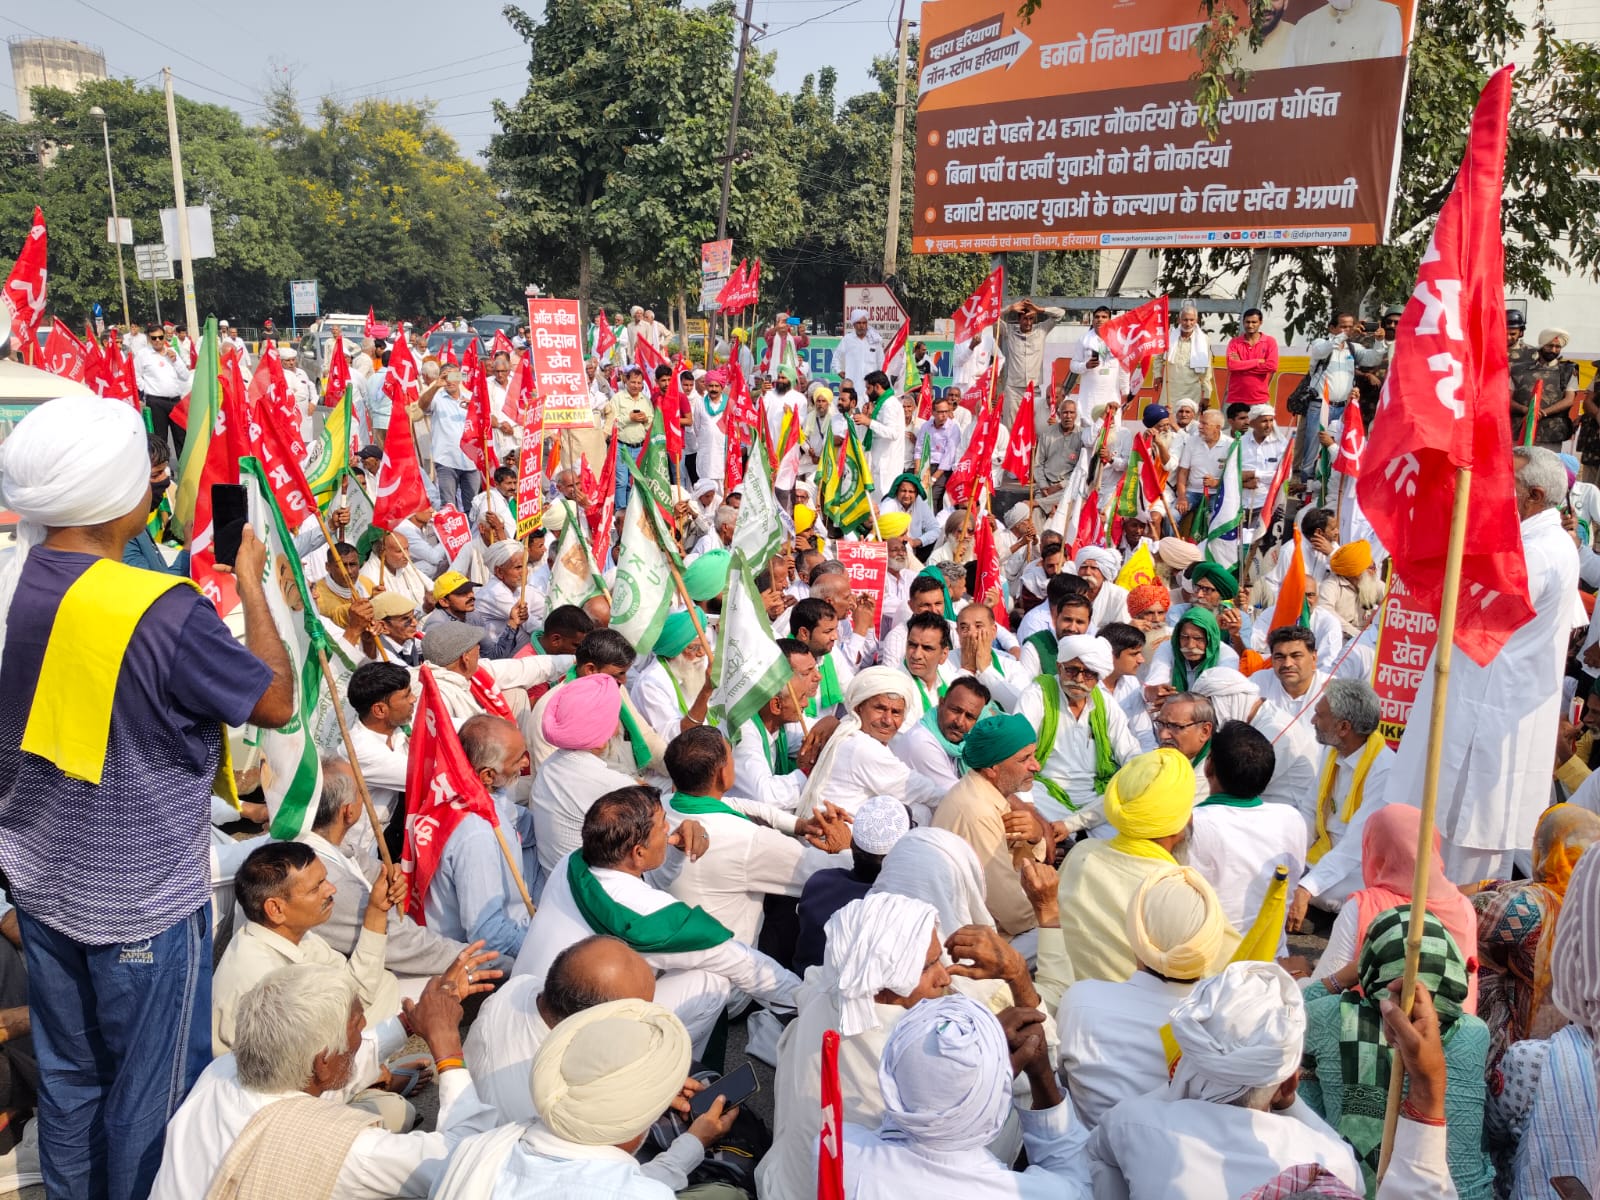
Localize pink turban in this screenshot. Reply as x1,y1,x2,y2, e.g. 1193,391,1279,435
542,673,623,750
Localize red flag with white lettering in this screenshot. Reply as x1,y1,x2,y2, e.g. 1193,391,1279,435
746,258,761,310
1333,398,1366,478
916,375,934,422
3,207,47,359
459,341,494,473
1001,382,1037,483
248,342,308,467
402,665,501,923
716,260,748,314
382,332,420,432
953,264,1003,344
972,507,1008,626
585,435,619,568
1358,66,1533,666
371,390,430,531
724,360,757,491
817,1029,846,1200
594,308,617,361
323,334,351,406
43,321,88,383
490,329,513,358
1099,296,1170,375
364,307,378,338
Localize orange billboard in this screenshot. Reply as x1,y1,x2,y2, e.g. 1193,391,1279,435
913,0,1416,253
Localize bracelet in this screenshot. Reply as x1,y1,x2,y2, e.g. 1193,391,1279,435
434,1056,465,1073
1399,1098,1445,1127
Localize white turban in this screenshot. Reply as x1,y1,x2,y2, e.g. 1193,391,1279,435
1167,961,1305,1104
483,539,525,569
800,667,920,814
1537,327,1571,350
851,794,910,855
850,308,870,324
1075,545,1121,581
821,894,939,1037
1175,398,1199,413
871,827,993,938
1056,634,1113,677
1191,667,1260,724
542,502,569,533
530,998,691,1144
0,394,150,662
878,995,1012,1152
1127,866,1229,981
1247,403,1275,421
1005,502,1032,529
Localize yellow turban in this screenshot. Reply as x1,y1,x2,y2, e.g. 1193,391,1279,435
1127,866,1229,980
1103,749,1195,840
794,503,817,533
1328,540,1373,578
813,386,834,404
530,998,691,1145
878,511,911,539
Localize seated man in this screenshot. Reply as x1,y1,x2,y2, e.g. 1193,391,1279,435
789,597,855,718
1189,721,1307,947
1252,625,1329,717
842,995,1092,1199
528,628,663,775
300,758,467,982
661,726,851,945
933,713,1051,941
1288,678,1395,931
421,569,522,659
341,662,413,866
630,608,715,740
372,591,424,666
1075,545,1131,631
358,528,433,614
151,964,496,1199
311,540,369,628
799,667,948,823
877,571,958,670
898,610,963,719
1100,621,1156,750
1191,666,1320,811
955,602,1032,711
418,623,572,731
1152,692,1217,803
727,637,827,815
433,999,727,1200
1052,749,1239,984
890,675,989,795
1057,866,1230,1128
512,785,798,1057
1016,577,1093,677
792,796,910,975
1016,634,1141,831
1089,962,1363,1199
471,540,537,644
421,716,537,963
529,673,647,884
1143,602,1239,697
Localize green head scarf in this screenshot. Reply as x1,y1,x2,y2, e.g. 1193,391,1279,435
1171,606,1222,693
683,550,731,602
655,607,708,659
1187,560,1239,601
961,713,1037,771
888,473,926,501
915,563,957,620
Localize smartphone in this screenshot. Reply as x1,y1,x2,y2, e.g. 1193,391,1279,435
211,483,248,569
688,1061,759,1119
1550,1179,1591,1200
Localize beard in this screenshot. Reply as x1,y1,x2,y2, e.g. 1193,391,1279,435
667,654,710,698
888,551,910,572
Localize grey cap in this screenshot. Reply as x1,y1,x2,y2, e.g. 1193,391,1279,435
422,622,482,667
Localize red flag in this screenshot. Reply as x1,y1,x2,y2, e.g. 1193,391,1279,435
746,258,761,310
1333,399,1366,477
503,352,534,426
1098,296,1170,375
44,322,88,383
585,436,618,567
947,402,1000,508
1257,438,1295,529
724,361,758,491
189,356,249,617
3,206,47,359
1071,492,1104,556
243,367,318,530
248,342,308,467
953,264,1003,344
383,332,420,431
972,508,1006,625
402,665,502,923
1358,66,1533,666
323,334,351,406
364,307,378,338
438,337,459,367
916,375,934,422
594,308,617,361
661,355,687,461
817,1029,846,1200
489,329,513,358
716,260,748,314
882,319,908,384
371,388,430,530
459,341,494,474
633,331,669,389
1001,381,1037,483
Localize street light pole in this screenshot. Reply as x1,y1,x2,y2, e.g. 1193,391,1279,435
89,106,131,328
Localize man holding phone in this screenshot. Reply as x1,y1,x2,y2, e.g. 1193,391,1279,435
0,395,294,1199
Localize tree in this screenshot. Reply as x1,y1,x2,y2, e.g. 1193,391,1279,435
263,88,509,319
3,79,299,327
1159,0,1600,336
489,0,799,319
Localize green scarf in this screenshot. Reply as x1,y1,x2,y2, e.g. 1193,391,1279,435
753,717,794,777
888,472,926,500
910,673,946,713
1196,792,1261,808
1026,629,1058,675
806,653,844,717
919,705,966,774
1332,907,1468,1191
862,390,896,451
1171,607,1222,692
1033,676,1119,811
915,563,957,620
565,667,651,772
566,852,733,953
669,792,750,822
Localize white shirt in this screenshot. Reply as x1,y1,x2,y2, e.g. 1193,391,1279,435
528,750,641,880
1190,799,1306,952
1298,742,1395,905
148,1055,498,1200
889,719,963,794
630,658,696,743
1112,674,1156,752
1058,972,1196,1129
1176,433,1230,493
462,976,552,1124
727,717,807,816
1140,638,1242,689
835,329,884,389
1017,679,1141,829
1238,429,1289,508
812,729,949,826
1250,701,1321,812
1251,668,1329,719
134,343,193,398
1089,1095,1362,1200
339,721,408,863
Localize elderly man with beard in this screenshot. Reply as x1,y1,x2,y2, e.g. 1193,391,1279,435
1153,693,1217,803
1319,539,1384,639
473,540,536,646
359,528,433,615
1017,634,1141,831
1074,545,1131,631
892,675,990,794
1054,749,1237,983
799,667,949,824
933,713,1053,941
629,609,714,741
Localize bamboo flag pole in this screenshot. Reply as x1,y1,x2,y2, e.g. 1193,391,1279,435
1237,415,1301,592
1375,464,1472,1181
316,646,393,867
494,823,537,917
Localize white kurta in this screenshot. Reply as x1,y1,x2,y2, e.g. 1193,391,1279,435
811,730,949,825
726,717,807,815
1250,667,1329,720
1140,639,1241,688
1058,972,1196,1129
1250,701,1321,812
862,396,907,501
1189,800,1306,951
630,658,696,743
1298,743,1395,908
148,1056,499,1200
461,975,551,1124
1017,680,1141,828
527,750,641,880
889,719,963,795
835,329,884,388
340,720,409,864
1383,508,1580,871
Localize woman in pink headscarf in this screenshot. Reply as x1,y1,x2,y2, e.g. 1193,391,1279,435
1307,804,1479,1015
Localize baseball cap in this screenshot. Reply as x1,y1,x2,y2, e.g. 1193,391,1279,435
432,570,474,603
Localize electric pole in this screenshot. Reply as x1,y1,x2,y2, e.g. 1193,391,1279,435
882,7,911,281
163,68,200,338
716,0,758,241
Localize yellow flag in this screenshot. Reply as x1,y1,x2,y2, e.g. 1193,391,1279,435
1115,542,1157,590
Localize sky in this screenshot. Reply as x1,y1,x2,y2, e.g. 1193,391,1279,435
2,0,903,160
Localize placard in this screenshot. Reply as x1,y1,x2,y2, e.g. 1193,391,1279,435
1370,571,1438,749
837,539,890,629
525,298,591,427
432,506,471,562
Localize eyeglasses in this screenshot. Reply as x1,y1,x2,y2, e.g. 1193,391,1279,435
1153,717,1205,732
1059,665,1101,681
149,334,166,341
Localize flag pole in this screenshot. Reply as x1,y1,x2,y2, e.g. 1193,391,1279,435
1375,464,1471,1181
315,645,393,867
494,823,537,917
313,502,389,664
1237,415,1299,592
785,681,812,736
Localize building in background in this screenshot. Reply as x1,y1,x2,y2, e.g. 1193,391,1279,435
8,36,106,123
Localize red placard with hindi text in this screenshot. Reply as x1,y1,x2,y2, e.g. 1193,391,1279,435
837,540,890,630
1370,572,1438,749
432,506,472,562
525,298,591,427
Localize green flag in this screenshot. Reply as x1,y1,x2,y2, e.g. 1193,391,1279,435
823,421,875,536
548,499,605,610
307,386,355,508
731,441,783,568
710,550,793,740
612,486,675,656
622,409,683,566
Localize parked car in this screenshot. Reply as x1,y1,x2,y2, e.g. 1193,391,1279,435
469,314,518,343
426,331,479,360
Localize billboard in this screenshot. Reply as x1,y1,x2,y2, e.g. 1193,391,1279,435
913,0,1416,253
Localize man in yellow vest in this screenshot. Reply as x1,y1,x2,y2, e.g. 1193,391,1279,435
0,394,293,1198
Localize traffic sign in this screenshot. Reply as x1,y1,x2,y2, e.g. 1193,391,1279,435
133,244,174,281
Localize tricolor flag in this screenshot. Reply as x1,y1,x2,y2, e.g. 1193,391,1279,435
1197,434,1246,567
